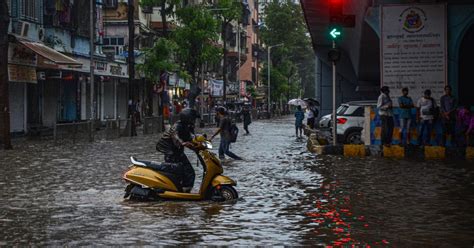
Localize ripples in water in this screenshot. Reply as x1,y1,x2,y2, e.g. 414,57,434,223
0,117,473,246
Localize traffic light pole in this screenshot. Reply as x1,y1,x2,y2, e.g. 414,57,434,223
332,40,337,146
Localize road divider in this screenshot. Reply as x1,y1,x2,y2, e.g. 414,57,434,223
308,139,473,161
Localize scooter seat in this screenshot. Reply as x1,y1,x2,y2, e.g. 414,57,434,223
130,157,183,192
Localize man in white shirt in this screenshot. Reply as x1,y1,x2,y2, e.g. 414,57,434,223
417,89,437,146
377,86,394,146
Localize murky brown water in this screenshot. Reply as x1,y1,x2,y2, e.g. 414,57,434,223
1,117,473,246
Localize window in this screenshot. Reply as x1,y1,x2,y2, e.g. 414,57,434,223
104,0,118,9
102,37,125,56
21,0,37,20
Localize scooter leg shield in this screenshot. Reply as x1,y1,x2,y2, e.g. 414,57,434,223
211,175,237,187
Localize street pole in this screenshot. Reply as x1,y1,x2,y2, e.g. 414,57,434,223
200,62,205,127
89,0,95,141
0,1,12,149
332,40,337,146
127,0,136,136
237,23,240,100
267,46,271,116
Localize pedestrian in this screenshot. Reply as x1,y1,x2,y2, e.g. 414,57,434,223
457,107,472,146
174,100,182,114
240,105,252,135
295,105,305,138
135,99,142,125
306,104,315,129
440,85,457,146
398,87,414,145
377,86,394,146
210,107,242,160
417,89,437,146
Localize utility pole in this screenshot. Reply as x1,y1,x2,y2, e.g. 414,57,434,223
0,1,12,149
222,22,228,104
128,0,136,136
89,0,95,141
237,23,240,99
332,40,337,146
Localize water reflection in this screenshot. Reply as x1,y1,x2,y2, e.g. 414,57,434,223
0,118,473,246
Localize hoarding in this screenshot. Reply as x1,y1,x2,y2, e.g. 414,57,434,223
381,4,447,102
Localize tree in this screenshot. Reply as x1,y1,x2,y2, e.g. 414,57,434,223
0,1,12,149
141,0,180,37
138,38,179,81
172,5,221,107
260,1,315,103
211,0,242,102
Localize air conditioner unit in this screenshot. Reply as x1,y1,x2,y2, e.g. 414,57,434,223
20,22,30,37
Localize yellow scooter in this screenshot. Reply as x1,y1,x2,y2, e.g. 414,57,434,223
123,135,238,202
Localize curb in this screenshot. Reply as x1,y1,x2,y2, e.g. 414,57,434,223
309,142,474,160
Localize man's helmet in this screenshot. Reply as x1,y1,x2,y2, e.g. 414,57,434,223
179,108,198,124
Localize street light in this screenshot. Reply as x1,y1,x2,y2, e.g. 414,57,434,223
267,43,283,116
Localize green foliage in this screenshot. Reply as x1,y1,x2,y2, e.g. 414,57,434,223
212,0,242,24
138,38,178,82
260,1,315,100
172,5,222,82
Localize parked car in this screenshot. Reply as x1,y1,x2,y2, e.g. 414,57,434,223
319,101,377,144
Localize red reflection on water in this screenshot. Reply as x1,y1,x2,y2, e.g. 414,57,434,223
306,180,389,247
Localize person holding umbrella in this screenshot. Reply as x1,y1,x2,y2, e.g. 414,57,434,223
295,105,305,138
288,99,307,137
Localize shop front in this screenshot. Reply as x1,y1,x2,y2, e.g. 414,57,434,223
8,37,84,133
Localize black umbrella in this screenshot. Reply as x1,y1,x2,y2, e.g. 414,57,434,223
303,98,320,106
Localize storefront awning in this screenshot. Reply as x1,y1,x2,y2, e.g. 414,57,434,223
18,40,82,67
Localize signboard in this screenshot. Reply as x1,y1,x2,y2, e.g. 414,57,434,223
381,4,447,102
8,43,37,66
240,80,246,96
168,73,177,86
8,64,37,84
211,80,224,97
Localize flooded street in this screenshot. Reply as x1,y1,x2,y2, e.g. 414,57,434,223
1,117,474,246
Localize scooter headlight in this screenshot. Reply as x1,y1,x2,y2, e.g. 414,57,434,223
204,141,213,149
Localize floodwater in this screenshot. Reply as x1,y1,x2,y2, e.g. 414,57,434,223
1,117,473,246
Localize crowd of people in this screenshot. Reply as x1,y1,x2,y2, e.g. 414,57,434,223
377,85,474,147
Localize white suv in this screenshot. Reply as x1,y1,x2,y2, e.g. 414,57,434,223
319,101,377,144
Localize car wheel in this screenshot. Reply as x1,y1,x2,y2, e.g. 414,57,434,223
346,131,362,144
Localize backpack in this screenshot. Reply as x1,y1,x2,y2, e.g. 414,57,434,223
229,123,239,143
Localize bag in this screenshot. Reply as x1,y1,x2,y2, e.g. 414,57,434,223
229,123,239,143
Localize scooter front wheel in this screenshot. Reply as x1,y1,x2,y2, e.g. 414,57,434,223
212,185,238,202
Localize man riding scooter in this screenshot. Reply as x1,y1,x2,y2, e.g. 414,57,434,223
155,108,198,192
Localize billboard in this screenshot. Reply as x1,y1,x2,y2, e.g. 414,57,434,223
381,4,447,102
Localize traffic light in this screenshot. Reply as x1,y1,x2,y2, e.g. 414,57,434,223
328,0,355,28
329,28,341,39
329,0,343,23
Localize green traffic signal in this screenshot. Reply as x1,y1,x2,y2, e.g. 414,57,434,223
330,28,341,39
